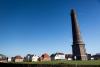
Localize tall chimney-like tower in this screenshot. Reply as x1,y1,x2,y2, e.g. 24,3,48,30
71,9,87,60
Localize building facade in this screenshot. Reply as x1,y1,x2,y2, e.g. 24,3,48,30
51,53,65,60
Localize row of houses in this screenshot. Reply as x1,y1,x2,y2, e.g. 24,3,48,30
12,53,67,62
0,53,70,62
0,53,100,63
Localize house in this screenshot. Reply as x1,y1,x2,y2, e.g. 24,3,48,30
32,55,39,62
92,53,100,60
0,54,7,63
39,53,51,61
51,53,65,61
14,55,23,62
91,57,94,60
87,54,91,60
8,57,11,62
25,54,33,62
25,54,39,62
11,57,15,62
65,54,73,60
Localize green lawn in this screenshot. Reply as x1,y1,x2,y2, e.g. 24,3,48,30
63,60,100,65
8,60,100,65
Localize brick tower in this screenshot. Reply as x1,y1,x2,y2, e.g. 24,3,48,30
71,9,87,60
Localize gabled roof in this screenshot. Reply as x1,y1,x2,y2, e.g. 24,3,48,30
0,54,6,57
0,54,7,59
15,55,23,59
56,53,64,55
41,53,50,58
51,53,64,57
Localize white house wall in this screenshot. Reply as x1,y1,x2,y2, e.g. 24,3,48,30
32,56,39,62
55,55,65,60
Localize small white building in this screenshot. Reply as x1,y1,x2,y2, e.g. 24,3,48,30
32,55,39,62
8,58,11,62
91,57,94,60
68,58,72,60
51,53,65,60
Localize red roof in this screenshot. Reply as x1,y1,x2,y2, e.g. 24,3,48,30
15,55,23,59
41,53,50,58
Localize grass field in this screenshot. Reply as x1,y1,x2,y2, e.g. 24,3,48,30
8,60,100,65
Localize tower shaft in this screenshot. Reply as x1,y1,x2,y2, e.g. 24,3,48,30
71,9,87,60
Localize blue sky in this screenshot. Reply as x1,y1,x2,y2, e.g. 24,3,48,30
0,0,100,57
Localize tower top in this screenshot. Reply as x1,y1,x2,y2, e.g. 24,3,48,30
70,9,84,44
71,9,75,13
